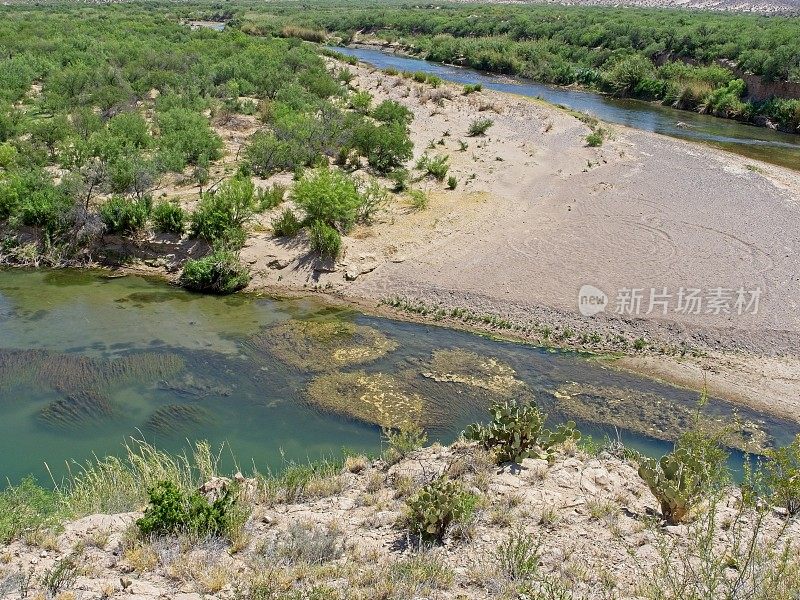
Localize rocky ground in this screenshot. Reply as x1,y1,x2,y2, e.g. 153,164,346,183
1,443,797,600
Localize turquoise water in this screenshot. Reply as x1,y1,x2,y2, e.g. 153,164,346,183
335,46,800,171
0,269,796,484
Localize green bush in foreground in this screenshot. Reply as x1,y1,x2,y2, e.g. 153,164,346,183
292,167,361,231
463,399,580,464
190,176,257,246
136,480,234,537
416,154,449,181
308,219,342,259
406,476,476,543
586,129,606,147
763,434,800,515
151,200,186,234
0,476,65,544
99,195,150,234
272,207,302,237
179,250,250,295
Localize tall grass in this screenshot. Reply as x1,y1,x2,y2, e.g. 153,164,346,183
51,437,223,515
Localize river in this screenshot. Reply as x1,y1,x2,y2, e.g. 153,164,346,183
0,269,796,483
333,46,800,172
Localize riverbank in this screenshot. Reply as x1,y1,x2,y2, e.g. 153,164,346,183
1,440,797,599
4,52,800,426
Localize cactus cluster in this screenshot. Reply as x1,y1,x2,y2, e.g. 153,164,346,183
406,476,477,543
463,399,580,464
638,447,711,524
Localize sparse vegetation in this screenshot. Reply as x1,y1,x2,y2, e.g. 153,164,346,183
406,476,477,543
467,117,494,137
464,399,581,464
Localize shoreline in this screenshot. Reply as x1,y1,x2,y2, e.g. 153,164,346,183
8,258,799,427
340,38,800,143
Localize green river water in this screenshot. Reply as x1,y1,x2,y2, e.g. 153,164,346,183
0,269,797,484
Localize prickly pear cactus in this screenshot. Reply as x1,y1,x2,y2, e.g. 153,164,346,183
463,399,580,464
638,447,706,524
406,476,476,543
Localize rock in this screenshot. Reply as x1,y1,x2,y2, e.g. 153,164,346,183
267,258,291,269
199,476,231,502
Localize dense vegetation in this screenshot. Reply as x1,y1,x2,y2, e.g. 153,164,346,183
253,2,800,132
0,3,413,287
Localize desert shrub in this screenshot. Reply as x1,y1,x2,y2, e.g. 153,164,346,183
357,179,388,224
156,108,222,172
338,68,354,84
292,168,361,231
496,529,541,581
14,185,73,234
308,219,341,258
463,83,483,95
463,399,580,464
41,554,79,597
349,90,372,114
586,129,606,147
243,131,311,178
100,195,150,234
0,477,64,544
258,183,287,211
382,426,427,464
136,480,236,538
352,121,413,173
446,175,457,190
637,427,729,525
372,100,413,127
406,476,477,543
408,189,428,211
271,208,302,237
467,117,494,136
265,521,345,565
416,154,449,181
190,177,256,246
151,200,186,234
763,434,800,515
179,249,250,295
389,168,410,192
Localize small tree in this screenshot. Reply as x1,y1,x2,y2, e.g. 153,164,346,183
292,168,361,232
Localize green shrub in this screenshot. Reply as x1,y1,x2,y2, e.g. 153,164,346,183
243,131,310,178
258,183,287,211
463,399,580,464
416,154,449,181
372,100,413,127
292,168,361,231
190,177,256,246
0,477,64,544
349,90,372,114
151,200,186,234
389,168,410,192
357,180,388,224
408,189,428,211
585,129,605,147
156,108,222,172
496,529,541,581
406,476,477,543
179,250,250,294
382,426,427,463
136,480,235,538
272,208,302,237
446,175,457,190
353,121,414,174
638,427,729,524
308,219,342,259
467,117,493,137
463,83,482,95
100,195,150,234
763,434,800,515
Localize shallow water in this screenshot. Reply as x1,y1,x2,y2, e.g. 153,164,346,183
0,269,796,484
334,46,800,171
